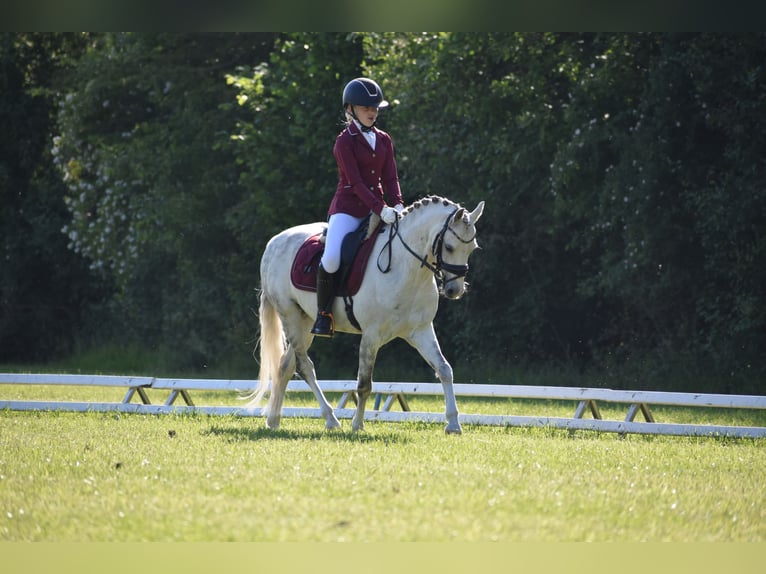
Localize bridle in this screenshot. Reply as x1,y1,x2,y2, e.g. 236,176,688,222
377,208,476,290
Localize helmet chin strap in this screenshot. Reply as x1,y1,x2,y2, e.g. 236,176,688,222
347,106,376,132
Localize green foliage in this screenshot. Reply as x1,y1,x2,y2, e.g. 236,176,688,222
0,33,104,362
52,33,277,366
225,32,364,254
3,33,765,391
547,34,766,380
375,33,766,387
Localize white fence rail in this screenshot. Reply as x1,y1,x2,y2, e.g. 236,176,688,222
2,373,765,438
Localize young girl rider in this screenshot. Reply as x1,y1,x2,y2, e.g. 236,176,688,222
311,77,404,337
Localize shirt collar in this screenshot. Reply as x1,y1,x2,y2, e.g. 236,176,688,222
350,120,376,135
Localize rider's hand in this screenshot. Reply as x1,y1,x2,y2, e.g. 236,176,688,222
380,206,398,224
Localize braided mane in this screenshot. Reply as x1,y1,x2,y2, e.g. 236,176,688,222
402,195,460,217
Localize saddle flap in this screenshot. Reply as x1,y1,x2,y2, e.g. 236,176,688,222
290,218,383,296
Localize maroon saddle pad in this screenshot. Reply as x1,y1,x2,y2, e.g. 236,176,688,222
290,226,381,296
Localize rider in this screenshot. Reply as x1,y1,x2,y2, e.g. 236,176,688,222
310,77,405,337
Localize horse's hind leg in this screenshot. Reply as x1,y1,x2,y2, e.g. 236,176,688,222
285,319,341,430
406,325,462,434
296,348,341,430
265,344,295,430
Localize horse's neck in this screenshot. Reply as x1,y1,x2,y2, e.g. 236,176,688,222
394,202,453,261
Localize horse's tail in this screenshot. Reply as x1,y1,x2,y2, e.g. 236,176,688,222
249,288,286,411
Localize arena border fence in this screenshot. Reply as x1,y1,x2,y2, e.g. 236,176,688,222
1,373,765,438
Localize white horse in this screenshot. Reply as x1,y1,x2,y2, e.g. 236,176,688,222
252,195,485,434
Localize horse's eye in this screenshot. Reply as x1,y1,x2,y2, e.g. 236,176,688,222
445,244,455,253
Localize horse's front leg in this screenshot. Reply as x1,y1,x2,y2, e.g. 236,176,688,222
406,325,462,434
352,336,379,432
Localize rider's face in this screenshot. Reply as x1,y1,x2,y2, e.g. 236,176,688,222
351,105,379,128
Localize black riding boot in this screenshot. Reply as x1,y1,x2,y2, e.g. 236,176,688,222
310,264,336,337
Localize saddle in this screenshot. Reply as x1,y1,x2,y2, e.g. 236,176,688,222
290,216,383,296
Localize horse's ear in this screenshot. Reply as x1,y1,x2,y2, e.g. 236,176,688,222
469,201,485,224
452,207,466,223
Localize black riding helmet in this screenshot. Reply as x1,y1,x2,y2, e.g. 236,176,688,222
342,77,389,109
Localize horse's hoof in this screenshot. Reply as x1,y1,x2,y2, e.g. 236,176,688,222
445,423,462,435
325,417,342,431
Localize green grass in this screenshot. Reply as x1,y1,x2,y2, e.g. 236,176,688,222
1,382,765,541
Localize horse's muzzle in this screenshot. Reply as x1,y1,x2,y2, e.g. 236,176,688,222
441,278,467,300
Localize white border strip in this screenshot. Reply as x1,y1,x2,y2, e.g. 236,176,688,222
2,400,765,439
2,374,765,438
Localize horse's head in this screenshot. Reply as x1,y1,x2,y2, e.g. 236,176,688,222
435,200,485,300
392,196,485,300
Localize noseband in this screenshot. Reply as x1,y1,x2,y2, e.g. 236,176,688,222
378,208,476,289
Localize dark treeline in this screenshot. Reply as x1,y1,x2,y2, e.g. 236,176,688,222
1,33,764,392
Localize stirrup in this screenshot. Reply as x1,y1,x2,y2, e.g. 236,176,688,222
311,311,335,337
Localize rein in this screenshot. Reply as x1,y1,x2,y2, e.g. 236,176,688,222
377,208,475,288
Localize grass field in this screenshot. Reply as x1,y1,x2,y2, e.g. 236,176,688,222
2,383,765,542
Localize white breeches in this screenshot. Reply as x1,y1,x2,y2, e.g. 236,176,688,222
320,212,366,274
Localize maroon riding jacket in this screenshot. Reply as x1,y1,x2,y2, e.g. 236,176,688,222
328,121,403,218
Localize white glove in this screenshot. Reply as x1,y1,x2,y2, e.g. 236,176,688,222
380,206,398,224
394,203,404,213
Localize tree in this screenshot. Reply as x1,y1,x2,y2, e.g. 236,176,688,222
0,32,100,362
548,33,766,388
375,33,766,389
12,32,763,391
53,33,276,367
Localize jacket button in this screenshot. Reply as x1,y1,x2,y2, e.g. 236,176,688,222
371,170,375,174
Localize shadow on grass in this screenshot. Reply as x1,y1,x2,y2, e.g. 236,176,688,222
203,424,413,445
